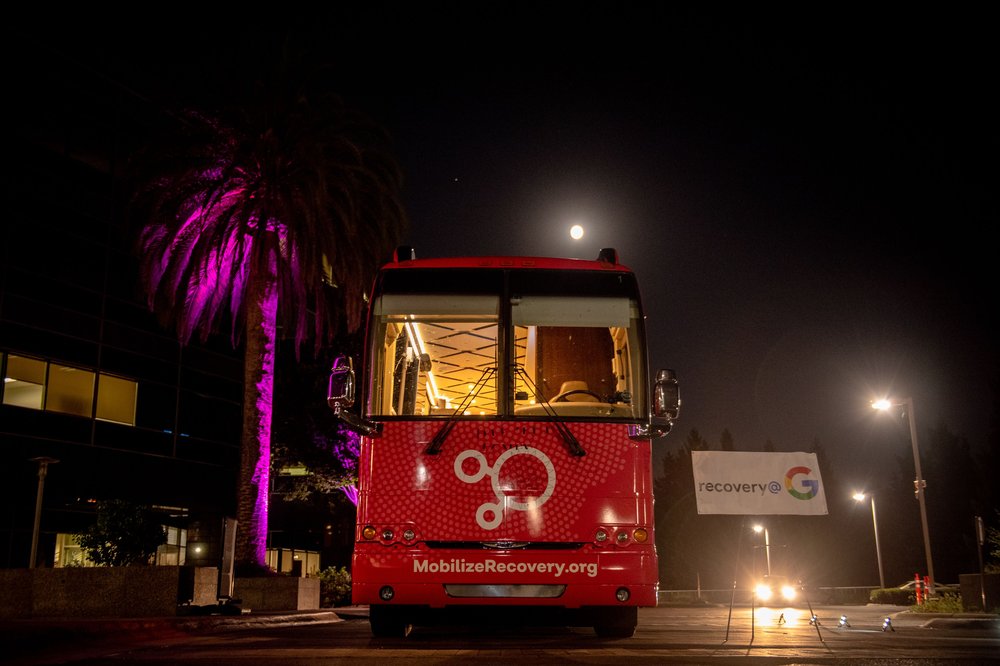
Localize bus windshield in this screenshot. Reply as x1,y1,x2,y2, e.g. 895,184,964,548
512,295,644,418
369,293,500,417
366,272,646,420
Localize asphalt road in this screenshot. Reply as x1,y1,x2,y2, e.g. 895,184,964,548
4,604,998,665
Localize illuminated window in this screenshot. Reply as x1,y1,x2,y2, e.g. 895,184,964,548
2,353,138,426
54,527,187,567
96,373,138,425
54,533,93,567
266,548,321,577
46,364,95,417
3,354,46,409
155,526,187,565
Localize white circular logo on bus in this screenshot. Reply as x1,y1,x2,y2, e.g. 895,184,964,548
454,448,556,530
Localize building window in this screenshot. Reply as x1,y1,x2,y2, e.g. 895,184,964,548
97,373,138,425
53,533,91,567
1,352,138,425
154,525,187,565
2,354,46,408
267,548,321,577
46,364,95,417
53,526,188,567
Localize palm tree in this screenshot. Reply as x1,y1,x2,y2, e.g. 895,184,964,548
130,68,407,571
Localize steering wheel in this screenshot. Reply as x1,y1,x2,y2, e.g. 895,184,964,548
554,389,603,403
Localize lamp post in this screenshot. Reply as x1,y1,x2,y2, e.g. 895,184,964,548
872,397,935,592
29,456,59,569
853,492,885,589
753,524,771,576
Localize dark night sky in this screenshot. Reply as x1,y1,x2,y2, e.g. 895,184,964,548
25,6,998,489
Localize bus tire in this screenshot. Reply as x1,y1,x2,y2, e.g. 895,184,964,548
594,606,637,638
369,605,412,638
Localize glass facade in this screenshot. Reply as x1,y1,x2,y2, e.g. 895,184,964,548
1,46,244,568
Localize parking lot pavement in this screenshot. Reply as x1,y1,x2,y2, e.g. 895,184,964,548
0,607,356,660
2,605,996,658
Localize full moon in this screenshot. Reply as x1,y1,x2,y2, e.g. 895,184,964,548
570,224,584,240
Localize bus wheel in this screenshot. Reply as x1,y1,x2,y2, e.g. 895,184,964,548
594,607,637,638
369,605,412,638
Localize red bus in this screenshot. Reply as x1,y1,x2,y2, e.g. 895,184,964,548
328,247,679,637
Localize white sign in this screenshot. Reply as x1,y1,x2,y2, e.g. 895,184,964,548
691,451,828,515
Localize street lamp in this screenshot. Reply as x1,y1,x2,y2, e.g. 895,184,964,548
29,456,59,569
753,524,771,576
872,396,935,592
853,492,885,589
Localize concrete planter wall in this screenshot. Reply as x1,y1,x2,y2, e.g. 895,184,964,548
234,576,320,611
0,566,218,619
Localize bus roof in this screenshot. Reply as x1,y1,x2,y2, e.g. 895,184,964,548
382,247,633,273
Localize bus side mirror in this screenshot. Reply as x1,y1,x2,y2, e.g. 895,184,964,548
633,368,680,440
653,368,680,421
327,356,382,437
327,356,356,411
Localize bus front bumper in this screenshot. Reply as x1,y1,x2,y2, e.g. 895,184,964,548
352,545,658,608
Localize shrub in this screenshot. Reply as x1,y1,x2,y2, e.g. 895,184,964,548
916,593,964,613
77,500,167,566
870,587,914,605
317,566,352,607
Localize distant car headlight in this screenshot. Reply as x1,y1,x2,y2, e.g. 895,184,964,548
781,585,796,601
755,583,772,601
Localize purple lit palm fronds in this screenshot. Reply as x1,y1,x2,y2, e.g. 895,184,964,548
132,90,408,351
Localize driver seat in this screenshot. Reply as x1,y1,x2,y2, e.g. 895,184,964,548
554,380,599,402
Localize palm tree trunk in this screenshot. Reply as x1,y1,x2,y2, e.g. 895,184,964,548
235,251,279,570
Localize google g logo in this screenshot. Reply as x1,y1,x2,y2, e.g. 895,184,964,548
785,466,820,500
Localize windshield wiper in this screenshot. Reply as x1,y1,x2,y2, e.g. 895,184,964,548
424,367,496,455
513,365,586,457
